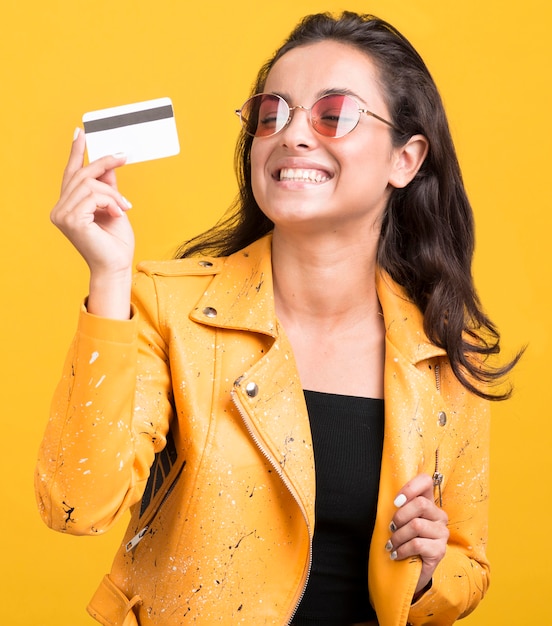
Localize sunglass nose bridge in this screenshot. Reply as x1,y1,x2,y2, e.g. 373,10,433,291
285,104,314,130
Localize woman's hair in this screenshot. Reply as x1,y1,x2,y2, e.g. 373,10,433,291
176,11,521,400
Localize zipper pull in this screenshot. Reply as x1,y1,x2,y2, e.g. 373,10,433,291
126,526,149,552
433,449,443,507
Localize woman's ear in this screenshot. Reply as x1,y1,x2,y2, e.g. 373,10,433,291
388,134,429,188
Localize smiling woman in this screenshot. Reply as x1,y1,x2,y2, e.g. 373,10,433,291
36,10,521,626
248,41,427,252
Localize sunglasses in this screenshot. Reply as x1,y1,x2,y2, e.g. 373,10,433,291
235,92,400,139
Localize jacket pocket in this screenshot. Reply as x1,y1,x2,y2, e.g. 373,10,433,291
125,427,185,554
87,574,142,626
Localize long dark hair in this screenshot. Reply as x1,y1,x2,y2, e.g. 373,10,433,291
176,11,521,400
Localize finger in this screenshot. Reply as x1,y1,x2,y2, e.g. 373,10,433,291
98,167,118,189
395,473,434,505
393,493,448,530
61,127,86,191
55,193,127,235
69,152,127,194
389,474,434,533
52,177,131,227
61,140,127,200
69,176,132,214
387,519,449,563
388,536,448,565
388,510,448,550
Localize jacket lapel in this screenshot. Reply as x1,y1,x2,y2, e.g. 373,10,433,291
189,235,316,532
370,271,450,625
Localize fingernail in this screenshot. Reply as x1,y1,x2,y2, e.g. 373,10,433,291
394,494,407,508
121,196,133,209
390,550,398,561
385,540,393,552
112,152,127,159
73,127,81,141
389,521,397,532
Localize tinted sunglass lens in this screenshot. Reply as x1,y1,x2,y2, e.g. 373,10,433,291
312,95,359,137
241,95,288,137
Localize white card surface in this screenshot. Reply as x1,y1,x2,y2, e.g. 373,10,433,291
83,97,180,164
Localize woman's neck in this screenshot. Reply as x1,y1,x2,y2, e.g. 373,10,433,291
270,227,385,398
271,226,381,324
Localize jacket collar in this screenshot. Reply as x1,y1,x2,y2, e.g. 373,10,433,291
191,234,446,365
190,235,278,337
376,270,446,365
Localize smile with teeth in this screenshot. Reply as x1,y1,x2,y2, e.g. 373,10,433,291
279,167,330,183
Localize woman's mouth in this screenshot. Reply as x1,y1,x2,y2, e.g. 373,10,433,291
278,167,331,183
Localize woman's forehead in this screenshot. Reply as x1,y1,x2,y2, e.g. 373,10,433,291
264,41,383,103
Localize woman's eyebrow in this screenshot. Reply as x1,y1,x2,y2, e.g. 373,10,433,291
317,87,368,105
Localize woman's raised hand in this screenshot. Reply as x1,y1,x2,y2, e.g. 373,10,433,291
50,129,135,319
387,473,450,600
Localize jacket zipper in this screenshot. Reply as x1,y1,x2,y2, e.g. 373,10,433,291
434,362,441,393
126,462,186,552
433,362,444,507
433,449,443,507
231,386,313,625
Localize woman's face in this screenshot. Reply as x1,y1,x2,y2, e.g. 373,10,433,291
250,40,404,236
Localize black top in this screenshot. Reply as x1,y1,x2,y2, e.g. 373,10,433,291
292,390,384,626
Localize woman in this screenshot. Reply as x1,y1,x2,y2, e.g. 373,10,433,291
36,11,518,626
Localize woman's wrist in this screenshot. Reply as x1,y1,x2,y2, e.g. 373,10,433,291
88,270,132,319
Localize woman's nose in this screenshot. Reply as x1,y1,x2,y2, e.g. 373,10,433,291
279,105,317,146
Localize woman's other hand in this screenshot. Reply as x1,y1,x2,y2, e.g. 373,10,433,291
387,473,450,599
50,129,134,318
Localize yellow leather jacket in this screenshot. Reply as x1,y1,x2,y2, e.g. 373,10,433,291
36,235,490,626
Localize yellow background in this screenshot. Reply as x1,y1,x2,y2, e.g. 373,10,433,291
1,1,550,623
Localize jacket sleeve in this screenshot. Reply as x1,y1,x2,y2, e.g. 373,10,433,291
35,272,173,535
408,395,491,625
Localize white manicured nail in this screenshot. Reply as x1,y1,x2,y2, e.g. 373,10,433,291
73,127,81,141
390,550,398,560
121,196,132,209
394,493,407,508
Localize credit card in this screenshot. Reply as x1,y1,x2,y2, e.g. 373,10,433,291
82,97,180,164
